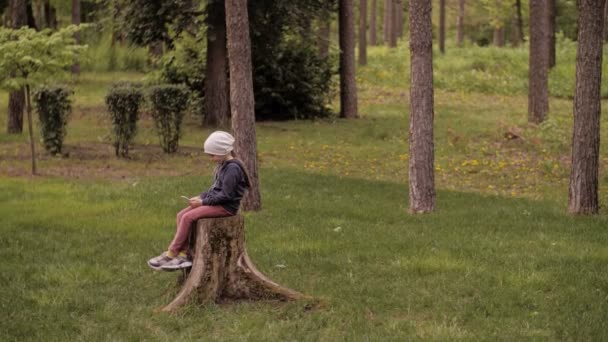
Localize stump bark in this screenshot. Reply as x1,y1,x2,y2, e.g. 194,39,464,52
162,215,305,312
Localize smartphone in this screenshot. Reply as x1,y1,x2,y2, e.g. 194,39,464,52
181,196,190,201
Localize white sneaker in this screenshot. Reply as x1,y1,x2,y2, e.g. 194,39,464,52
160,255,193,271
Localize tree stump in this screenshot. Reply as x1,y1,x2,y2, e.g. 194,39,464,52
162,215,306,312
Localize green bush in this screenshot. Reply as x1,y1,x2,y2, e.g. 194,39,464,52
32,85,73,155
105,84,144,157
252,38,336,121
148,84,190,153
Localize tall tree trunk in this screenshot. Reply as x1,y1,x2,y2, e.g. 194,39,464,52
409,0,436,213
225,0,262,211
396,0,403,38
204,1,230,128
71,0,81,74
339,0,359,118
457,0,465,46
516,0,524,43
359,0,367,65
528,0,549,124
388,0,397,47
7,0,28,134
510,10,521,46
493,26,505,46
25,85,37,175
548,0,556,68
383,0,389,43
439,0,446,53
318,18,331,58
568,0,605,215
370,0,377,45
604,0,608,41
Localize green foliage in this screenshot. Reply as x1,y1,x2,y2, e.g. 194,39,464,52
148,84,189,153
32,85,73,155
0,26,87,90
122,0,200,48
80,34,148,73
253,38,336,120
104,83,143,157
154,32,205,117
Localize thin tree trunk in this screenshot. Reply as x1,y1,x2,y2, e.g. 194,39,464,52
25,85,37,175
318,18,330,58
516,0,524,43
71,0,81,74
339,0,359,118
604,0,608,41
370,0,377,45
388,0,397,47
396,0,403,38
359,0,367,65
548,0,556,68
493,26,505,46
439,0,446,53
204,0,230,128
225,0,262,211
409,0,436,213
528,0,549,124
568,0,605,214
7,0,28,134
457,0,465,46
383,0,389,43
511,10,521,46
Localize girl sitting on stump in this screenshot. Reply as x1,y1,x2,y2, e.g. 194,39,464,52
148,131,250,271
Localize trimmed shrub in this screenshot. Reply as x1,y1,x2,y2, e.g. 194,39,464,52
105,84,144,157
148,84,190,153
33,85,73,155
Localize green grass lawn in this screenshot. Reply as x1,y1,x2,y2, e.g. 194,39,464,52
1,43,608,340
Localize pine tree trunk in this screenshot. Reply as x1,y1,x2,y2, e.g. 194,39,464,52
516,0,524,43
568,0,605,215
511,10,521,46
457,0,465,46
370,0,377,45
71,0,81,74
318,18,331,58
493,26,504,46
439,0,446,53
359,0,367,65
25,85,37,175
204,0,230,128
528,0,549,124
7,0,28,134
162,216,306,311
388,0,396,47
383,0,389,43
604,0,608,41
339,0,359,118
225,0,262,211
548,0,556,68
409,0,436,213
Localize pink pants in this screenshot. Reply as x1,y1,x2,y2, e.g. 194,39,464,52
168,205,232,254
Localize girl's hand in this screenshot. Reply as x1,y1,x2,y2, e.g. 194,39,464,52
189,197,203,208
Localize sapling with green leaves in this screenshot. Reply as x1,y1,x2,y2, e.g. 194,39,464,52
0,25,86,175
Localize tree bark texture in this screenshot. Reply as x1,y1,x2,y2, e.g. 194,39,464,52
370,0,377,45
339,0,359,119
568,0,605,215
457,0,465,46
383,0,389,43
408,0,436,213
388,0,397,47
162,216,305,311
25,85,37,175
359,0,367,65
516,0,524,43
493,26,505,46
439,0,446,53
225,0,262,211
7,0,28,134
204,1,230,128
528,0,549,124
318,18,331,58
71,0,81,74
548,0,556,68
604,0,608,41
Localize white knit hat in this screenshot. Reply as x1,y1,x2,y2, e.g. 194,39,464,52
204,131,235,155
